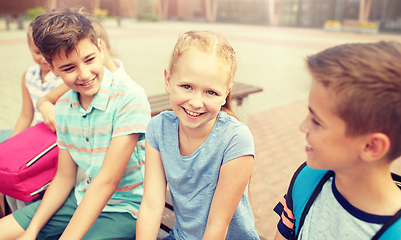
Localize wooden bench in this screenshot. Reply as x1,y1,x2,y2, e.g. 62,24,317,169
149,82,263,117
152,82,264,239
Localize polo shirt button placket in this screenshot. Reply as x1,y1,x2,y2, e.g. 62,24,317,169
82,114,90,144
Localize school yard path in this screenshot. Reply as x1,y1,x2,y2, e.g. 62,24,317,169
1,19,401,239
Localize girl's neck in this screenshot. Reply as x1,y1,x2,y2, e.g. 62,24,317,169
178,117,217,156
334,164,401,216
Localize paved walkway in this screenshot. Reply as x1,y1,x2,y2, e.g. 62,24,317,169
1,19,401,239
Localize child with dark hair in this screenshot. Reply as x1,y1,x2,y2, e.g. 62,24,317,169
0,8,150,240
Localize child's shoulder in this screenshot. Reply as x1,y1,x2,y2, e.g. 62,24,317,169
217,111,251,133
110,71,147,99
150,111,177,124
25,64,40,78
55,89,75,107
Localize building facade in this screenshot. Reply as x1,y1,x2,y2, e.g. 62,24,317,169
1,0,400,32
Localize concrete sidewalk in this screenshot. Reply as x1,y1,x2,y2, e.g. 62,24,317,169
1,19,401,239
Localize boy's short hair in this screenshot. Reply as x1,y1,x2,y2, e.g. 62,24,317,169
307,41,401,160
32,8,98,66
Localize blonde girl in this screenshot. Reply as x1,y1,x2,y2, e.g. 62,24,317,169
137,31,260,240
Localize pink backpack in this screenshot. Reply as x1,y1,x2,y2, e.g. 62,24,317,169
0,122,58,201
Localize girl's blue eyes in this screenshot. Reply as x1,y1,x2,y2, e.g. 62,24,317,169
181,85,218,96
206,90,217,96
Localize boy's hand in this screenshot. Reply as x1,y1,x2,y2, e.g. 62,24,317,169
38,100,56,132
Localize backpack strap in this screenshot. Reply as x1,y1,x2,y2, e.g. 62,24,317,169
286,162,307,214
372,172,401,240
372,209,401,240
289,167,401,240
287,162,332,239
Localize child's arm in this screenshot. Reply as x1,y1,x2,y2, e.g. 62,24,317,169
136,140,167,240
202,155,254,240
36,84,69,132
12,71,34,136
18,148,78,240
58,133,140,240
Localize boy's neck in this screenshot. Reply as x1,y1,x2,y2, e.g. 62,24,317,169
334,164,401,216
79,94,94,111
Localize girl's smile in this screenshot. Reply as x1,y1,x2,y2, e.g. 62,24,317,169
165,49,231,133
183,107,203,117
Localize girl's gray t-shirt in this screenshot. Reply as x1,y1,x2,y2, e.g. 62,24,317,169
146,111,260,240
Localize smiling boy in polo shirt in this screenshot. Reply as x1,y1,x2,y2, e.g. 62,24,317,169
0,8,150,240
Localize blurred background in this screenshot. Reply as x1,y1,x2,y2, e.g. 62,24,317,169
1,0,401,31
1,1,401,239
2,0,401,127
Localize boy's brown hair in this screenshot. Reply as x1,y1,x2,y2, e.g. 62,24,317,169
307,41,401,160
32,8,98,66
168,31,237,117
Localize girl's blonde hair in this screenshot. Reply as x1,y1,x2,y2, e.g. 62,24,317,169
168,31,238,118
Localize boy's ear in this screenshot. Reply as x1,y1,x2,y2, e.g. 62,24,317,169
164,69,171,94
360,133,391,162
